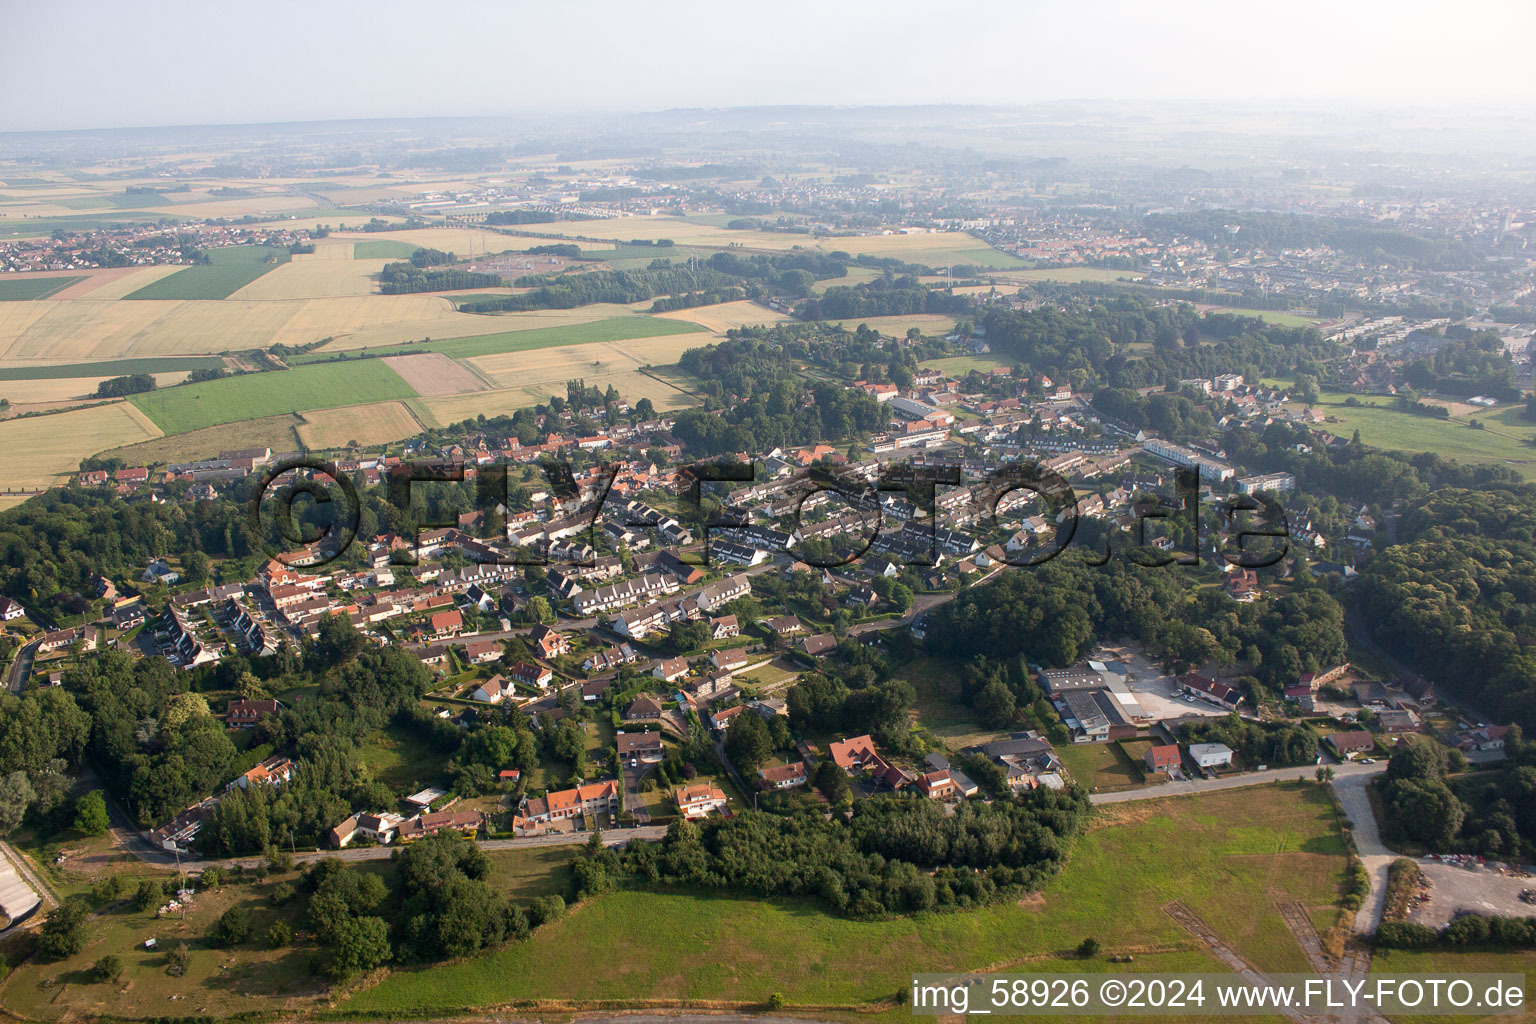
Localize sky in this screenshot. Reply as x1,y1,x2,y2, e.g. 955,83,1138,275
3,0,1534,132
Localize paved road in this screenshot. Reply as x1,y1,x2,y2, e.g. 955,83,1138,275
1332,768,1395,935
1090,760,1386,804
4,638,38,693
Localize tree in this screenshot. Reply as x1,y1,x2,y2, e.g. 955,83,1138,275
974,679,1017,730
91,955,122,981
266,920,293,948
39,899,89,959
813,759,851,807
73,790,109,836
167,942,192,977
724,712,772,774
1077,937,1101,959
210,905,252,946
133,879,164,911
329,914,391,977
0,771,36,834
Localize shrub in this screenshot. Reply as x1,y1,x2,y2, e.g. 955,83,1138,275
1077,937,1101,959
210,905,252,946
90,955,122,981
1375,921,1436,949
166,943,191,977
266,920,293,949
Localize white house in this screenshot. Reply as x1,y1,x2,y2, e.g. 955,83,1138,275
1187,742,1234,769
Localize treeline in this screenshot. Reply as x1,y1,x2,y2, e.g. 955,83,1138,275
669,337,885,455
378,261,501,295
572,784,1090,917
797,275,973,321
458,250,848,314
1179,714,1319,768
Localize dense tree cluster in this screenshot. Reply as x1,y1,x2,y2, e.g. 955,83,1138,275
378,261,501,294
1178,714,1319,768
574,785,1089,917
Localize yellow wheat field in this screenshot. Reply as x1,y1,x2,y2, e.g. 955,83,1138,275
4,371,192,406
296,400,424,449
655,300,791,333
229,258,393,300
424,369,697,426
467,332,709,389
76,265,186,300
0,402,161,489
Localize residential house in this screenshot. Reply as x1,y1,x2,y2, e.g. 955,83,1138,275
623,694,663,721
675,782,728,820
616,730,664,764
1188,742,1235,769
653,657,691,683
517,779,621,830
398,809,482,842
472,675,515,704
1143,744,1182,776
226,698,282,729
757,762,808,789
508,662,554,689
329,811,407,848
1327,731,1376,759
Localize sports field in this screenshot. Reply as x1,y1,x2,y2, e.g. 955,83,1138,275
342,783,1346,1018
1208,307,1321,328
296,400,424,448
0,275,82,300
129,359,415,434
0,402,161,488
123,244,292,300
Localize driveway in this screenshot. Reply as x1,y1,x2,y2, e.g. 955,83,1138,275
1332,768,1393,934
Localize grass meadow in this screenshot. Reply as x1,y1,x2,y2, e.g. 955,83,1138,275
342,783,1348,1019
129,358,415,434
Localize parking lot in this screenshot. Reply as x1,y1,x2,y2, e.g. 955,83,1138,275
1408,858,1536,929
1091,642,1232,721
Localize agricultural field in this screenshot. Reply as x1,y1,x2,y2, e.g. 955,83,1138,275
342,784,1346,1018
129,359,415,434
813,265,882,292
381,352,491,395
424,368,698,425
227,257,394,300
97,413,304,467
295,400,424,449
0,275,81,301
123,244,292,301
468,332,707,389
422,315,707,363
55,265,185,300
821,313,958,337
0,402,161,488
655,299,791,332
0,356,224,381
3,370,193,407
352,239,421,259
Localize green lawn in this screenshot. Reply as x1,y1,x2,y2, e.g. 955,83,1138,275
0,275,82,300
344,783,1347,1017
123,244,291,300
1310,390,1536,479
353,239,421,259
1056,741,1147,792
129,358,415,434
1207,307,1321,328
0,356,224,381
357,722,450,793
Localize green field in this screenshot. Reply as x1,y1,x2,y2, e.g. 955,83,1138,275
353,239,421,259
123,244,292,300
0,275,83,300
358,722,449,792
129,359,414,434
0,355,224,381
343,783,1348,1018
294,315,708,365
1207,307,1321,328
926,355,1014,378
1310,390,1536,479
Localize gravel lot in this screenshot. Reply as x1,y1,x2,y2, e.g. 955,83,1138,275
1409,859,1536,928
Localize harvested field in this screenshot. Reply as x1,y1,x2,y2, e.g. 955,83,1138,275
655,299,790,332
381,352,490,396
4,370,192,405
124,244,291,300
0,402,161,488
296,400,424,449
467,332,708,388
425,369,696,425
229,258,393,299
52,265,183,300
821,313,958,336
98,414,303,466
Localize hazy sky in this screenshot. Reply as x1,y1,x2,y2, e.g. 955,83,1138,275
3,0,1533,132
